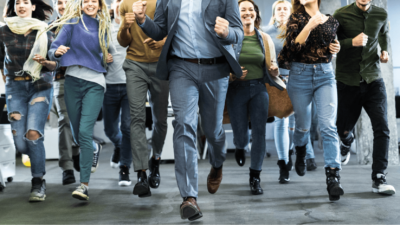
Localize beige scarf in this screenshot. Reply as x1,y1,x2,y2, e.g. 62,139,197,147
5,17,49,81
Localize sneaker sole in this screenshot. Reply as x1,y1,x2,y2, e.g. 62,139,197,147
91,163,99,173
181,205,201,220
279,178,290,184
29,195,46,202
118,180,132,186
72,191,89,201
341,152,351,165
372,188,396,195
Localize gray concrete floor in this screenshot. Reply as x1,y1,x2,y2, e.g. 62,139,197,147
0,141,400,224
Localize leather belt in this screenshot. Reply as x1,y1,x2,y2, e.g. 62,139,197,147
8,75,32,81
55,73,65,80
172,56,226,65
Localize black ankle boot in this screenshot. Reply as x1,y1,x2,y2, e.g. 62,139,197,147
148,157,161,189
277,160,290,184
295,145,307,176
325,167,344,201
235,149,246,166
133,170,151,198
249,169,263,195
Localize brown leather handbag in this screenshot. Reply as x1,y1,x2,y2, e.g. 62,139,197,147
260,31,293,119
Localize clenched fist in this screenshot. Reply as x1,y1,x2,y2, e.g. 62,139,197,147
380,51,389,63
215,17,230,39
353,32,368,47
123,13,136,29
132,0,147,24
106,53,113,63
305,13,329,31
144,38,165,50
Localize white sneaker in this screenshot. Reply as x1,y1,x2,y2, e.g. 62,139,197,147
372,173,396,195
91,144,102,173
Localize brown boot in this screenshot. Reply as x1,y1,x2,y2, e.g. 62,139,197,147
180,197,203,221
207,166,223,194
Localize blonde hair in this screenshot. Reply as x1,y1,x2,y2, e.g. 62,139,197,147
47,0,111,66
268,0,292,25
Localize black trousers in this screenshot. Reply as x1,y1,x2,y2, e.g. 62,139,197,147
336,78,390,175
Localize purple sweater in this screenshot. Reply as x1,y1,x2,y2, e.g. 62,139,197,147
49,14,107,73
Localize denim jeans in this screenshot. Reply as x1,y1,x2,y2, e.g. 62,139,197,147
336,78,389,175
226,79,269,171
168,58,229,198
287,62,341,169
5,78,53,178
103,84,132,168
53,79,80,171
274,114,314,164
64,75,104,183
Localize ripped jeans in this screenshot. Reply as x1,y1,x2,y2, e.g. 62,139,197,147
5,78,53,178
287,62,341,169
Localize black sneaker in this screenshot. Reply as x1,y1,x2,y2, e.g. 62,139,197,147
306,158,317,171
277,160,290,184
72,154,80,172
72,184,89,201
325,167,344,201
119,166,132,186
91,143,102,173
133,171,151,198
148,157,161,189
295,145,307,176
372,173,396,195
110,147,120,169
62,170,76,185
341,134,354,165
29,178,46,202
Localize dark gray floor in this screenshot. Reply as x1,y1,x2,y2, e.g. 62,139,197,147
1,141,399,224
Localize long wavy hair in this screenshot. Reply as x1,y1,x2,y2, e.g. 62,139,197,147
6,0,53,21
238,0,262,30
47,0,111,66
269,0,292,25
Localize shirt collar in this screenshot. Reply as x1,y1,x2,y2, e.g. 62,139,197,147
353,2,372,14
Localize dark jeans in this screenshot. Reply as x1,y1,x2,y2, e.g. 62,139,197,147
103,84,132,168
336,78,389,175
226,79,269,171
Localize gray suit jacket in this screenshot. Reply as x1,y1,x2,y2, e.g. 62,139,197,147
140,0,244,80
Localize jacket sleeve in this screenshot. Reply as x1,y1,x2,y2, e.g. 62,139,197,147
217,0,243,45
139,0,168,41
48,24,72,62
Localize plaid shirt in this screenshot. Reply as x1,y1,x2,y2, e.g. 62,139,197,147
0,25,55,78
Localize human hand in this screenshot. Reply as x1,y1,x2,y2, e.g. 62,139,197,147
329,39,340,54
269,63,279,77
305,13,328,31
106,53,113,63
55,45,70,57
123,13,136,29
132,0,147,24
239,66,248,80
144,38,165,50
380,51,389,63
352,32,368,47
215,17,230,39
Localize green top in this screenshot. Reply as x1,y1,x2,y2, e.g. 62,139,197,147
333,3,389,86
239,34,264,80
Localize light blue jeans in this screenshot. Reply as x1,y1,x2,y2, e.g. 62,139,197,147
274,114,314,164
168,58,230,198
287,62,341,169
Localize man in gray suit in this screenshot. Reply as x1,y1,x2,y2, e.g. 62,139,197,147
133,0,243,221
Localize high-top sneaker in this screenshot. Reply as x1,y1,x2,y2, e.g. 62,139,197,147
340,133,354,165
325,167,344,201
372,173,396,195
91,143,102,173
249,169,263,195
110,147,120,168
295,145,307,176
148,157,161,189
133,170,151,197
119,166,132,186
277,160,290,184
29,178,46,202
72,183,89,201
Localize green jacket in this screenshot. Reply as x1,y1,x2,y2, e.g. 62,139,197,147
333,3,389,86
